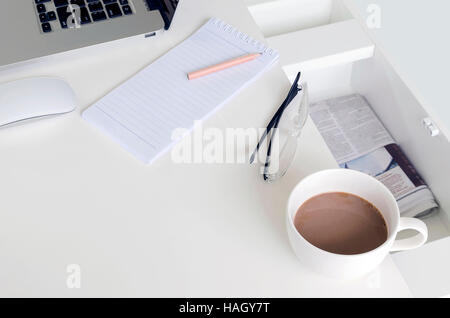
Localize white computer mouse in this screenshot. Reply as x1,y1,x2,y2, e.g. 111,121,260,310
0,77,77,127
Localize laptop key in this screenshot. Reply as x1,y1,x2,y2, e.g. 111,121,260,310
80,7,91,24
39,13,48,22
70,0,86,7
47,11,57,21
122,5,132,15
119,0,128,4
36,0,51,3
37,4,47,13
103,0,117,4
42,22,52,33
88,1,103,12
54,0,69,7
56,6,71,28
91,10,107,22
105,3,122,18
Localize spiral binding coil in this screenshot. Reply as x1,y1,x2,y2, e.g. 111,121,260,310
209,18,275,56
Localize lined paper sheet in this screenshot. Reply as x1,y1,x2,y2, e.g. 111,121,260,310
83,18,279,163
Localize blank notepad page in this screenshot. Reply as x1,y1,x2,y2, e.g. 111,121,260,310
83,18,279,164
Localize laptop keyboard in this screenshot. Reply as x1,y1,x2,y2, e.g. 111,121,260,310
34,0,135,34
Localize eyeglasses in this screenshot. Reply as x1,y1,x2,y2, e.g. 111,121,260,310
250,72,309,182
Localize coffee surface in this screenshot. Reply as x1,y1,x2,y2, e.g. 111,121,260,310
294,192,388,255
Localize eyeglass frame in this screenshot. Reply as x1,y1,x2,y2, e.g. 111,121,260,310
249,72,306,181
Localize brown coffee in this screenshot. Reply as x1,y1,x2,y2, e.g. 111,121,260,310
294,192,388,255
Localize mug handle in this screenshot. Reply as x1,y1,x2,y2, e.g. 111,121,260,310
390,217,428,252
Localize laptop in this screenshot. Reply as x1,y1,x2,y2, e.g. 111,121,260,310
0,0,179,68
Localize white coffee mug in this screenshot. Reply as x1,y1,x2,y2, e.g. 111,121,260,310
286,169,428,279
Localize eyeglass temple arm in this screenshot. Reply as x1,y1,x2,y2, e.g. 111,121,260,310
263,110,284,180
249,72,302,164
263,80,305,179
250,86,300,163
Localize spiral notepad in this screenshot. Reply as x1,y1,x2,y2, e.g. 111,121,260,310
83,18,279,164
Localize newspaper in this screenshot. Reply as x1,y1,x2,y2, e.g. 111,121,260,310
310,94,438,218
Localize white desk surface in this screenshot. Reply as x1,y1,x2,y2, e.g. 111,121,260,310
0,0,412,297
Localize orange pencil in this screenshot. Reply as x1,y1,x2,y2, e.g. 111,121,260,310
188,53,261,80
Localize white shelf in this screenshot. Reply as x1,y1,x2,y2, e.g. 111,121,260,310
246,0,352,37
267,19,374,74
